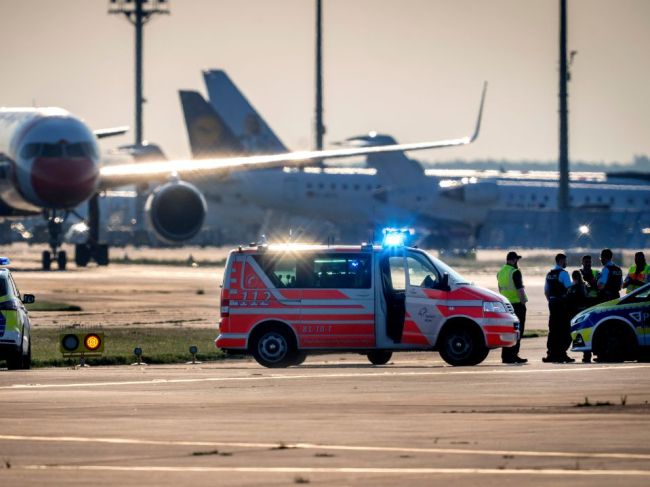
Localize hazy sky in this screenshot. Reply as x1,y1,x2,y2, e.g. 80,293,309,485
1,0,649,164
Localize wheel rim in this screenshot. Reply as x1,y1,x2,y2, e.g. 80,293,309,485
258,332,288,363
447,332,472,359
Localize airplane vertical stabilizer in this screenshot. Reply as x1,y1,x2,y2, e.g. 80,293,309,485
179,90,244,159
203,69,287,154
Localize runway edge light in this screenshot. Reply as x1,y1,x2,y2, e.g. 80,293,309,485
59,331,105,356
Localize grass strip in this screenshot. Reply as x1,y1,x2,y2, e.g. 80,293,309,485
30,327,226,368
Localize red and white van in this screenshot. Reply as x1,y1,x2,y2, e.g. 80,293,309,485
216,242,519,367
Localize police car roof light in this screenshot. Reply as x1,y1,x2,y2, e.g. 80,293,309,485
0,257,10,266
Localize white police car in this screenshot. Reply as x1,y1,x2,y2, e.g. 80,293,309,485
0,258,35,369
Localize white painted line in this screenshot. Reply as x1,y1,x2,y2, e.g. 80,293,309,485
1,363,648,390
21,465,650,476
2,434,650,461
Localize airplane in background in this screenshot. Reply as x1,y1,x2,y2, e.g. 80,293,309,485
0,88,484,270
180,69,650,249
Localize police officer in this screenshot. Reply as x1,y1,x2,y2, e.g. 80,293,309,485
497,251,528,364
543,253,574,363
623,251,650,294
597,248,623,302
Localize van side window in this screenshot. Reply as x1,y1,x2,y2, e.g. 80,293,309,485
303,254,371,289
406,254,440,289
252,255,298,288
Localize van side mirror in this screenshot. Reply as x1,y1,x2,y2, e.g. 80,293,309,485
438,273,451,292
22,294,35,304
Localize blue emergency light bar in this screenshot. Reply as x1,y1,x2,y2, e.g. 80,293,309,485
381,228,415,247
0,257,10,266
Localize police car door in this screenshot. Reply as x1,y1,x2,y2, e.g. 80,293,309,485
404,250,446,347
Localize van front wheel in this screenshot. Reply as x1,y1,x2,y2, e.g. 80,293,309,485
439,323,488,366
251,326,296,368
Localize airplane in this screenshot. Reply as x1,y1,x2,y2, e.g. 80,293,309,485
0,85,485,270
182,69,650,249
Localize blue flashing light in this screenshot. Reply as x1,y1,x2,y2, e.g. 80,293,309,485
381,228,414,247
0,257,10,266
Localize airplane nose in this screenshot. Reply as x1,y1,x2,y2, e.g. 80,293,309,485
31,156,99,208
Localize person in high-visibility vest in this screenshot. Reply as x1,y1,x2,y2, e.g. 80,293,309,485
497,251,528,364
579,255,599,302
623,251,650,294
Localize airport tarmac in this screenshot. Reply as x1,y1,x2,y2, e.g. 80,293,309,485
1,248,648,485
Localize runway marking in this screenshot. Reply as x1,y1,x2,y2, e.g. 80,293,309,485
20,465,650,477
1,363,649,390
2,434,650,461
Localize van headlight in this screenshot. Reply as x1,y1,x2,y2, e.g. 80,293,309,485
572,313,590,325
483,301,507,313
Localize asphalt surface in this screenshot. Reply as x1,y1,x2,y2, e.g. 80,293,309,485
0,256,648,485
1,337,649,486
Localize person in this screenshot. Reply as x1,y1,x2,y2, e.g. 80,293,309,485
496,251,528,364
579,255,600,306
623,251,650,294
567,270,592,363
543,253,574,363
597,248,623,302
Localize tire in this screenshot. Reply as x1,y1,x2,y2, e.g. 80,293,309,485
21,341,31,370
438,322,489,366
75,244,91,267
367,350,393,365
6,349,22,370
593,322,637,362
42,251,51,271
57,251,67,271
96,245,109,266
290,352,307,366
250,325,296,368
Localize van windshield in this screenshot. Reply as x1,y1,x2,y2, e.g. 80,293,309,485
424,253,471,285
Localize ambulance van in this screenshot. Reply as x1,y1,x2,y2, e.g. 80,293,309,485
216,240,519,368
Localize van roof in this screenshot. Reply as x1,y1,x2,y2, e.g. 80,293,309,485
235,243,388,254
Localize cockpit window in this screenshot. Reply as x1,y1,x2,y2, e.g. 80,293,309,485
20,143,42,159
42,144,63,157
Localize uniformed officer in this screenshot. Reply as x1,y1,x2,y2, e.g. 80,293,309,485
597,248,623,302
623,251,650,294
543,253,574,363
497,251,528,364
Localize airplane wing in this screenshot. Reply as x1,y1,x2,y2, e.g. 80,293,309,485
94,126,130,139
99,83,486,189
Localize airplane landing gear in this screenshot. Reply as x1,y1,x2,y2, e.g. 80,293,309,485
74,194,109,268
42,212,67,271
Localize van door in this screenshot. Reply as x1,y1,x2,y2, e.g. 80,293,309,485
375,250,409,348
298,253,375,349
403,250,448,346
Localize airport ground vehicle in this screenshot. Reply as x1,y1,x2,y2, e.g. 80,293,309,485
0,260,35,369
216,239,519,367
571,282,650,362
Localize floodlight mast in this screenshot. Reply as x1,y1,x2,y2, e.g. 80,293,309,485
108,0,170,147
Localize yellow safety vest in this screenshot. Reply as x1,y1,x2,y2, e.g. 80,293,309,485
627,264,650,293
497,264,520,304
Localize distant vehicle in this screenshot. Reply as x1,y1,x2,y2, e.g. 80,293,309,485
571,282,650,362
0,258,35,369
184,69,650,249
215,231,519,368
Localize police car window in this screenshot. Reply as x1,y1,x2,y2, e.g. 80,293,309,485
252,254,297,288
304,254,371,289
406,254,439,288
0,278,8,297
388,256,406,292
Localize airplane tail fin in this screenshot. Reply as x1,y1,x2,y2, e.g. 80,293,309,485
203,69,287,154
179,90,244,159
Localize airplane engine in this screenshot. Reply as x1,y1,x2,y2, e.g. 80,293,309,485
461,181,500,205
145,180,207,243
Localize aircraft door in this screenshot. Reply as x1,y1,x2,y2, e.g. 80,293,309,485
404,251,447,346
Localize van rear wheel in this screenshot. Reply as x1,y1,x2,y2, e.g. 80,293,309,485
439,323,488,366
251,326,296,368
367,350,392,365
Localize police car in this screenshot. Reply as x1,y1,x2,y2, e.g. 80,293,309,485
0,258,35,370
216,230,520,368
571,282,650,362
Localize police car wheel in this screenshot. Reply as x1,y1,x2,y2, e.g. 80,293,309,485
21,341,31,370
439,323,488,366
367,350,393,365
593,322,637,362
252,327,295,368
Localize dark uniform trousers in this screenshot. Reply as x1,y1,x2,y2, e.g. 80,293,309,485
546,298,571,359
502,302,526,360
